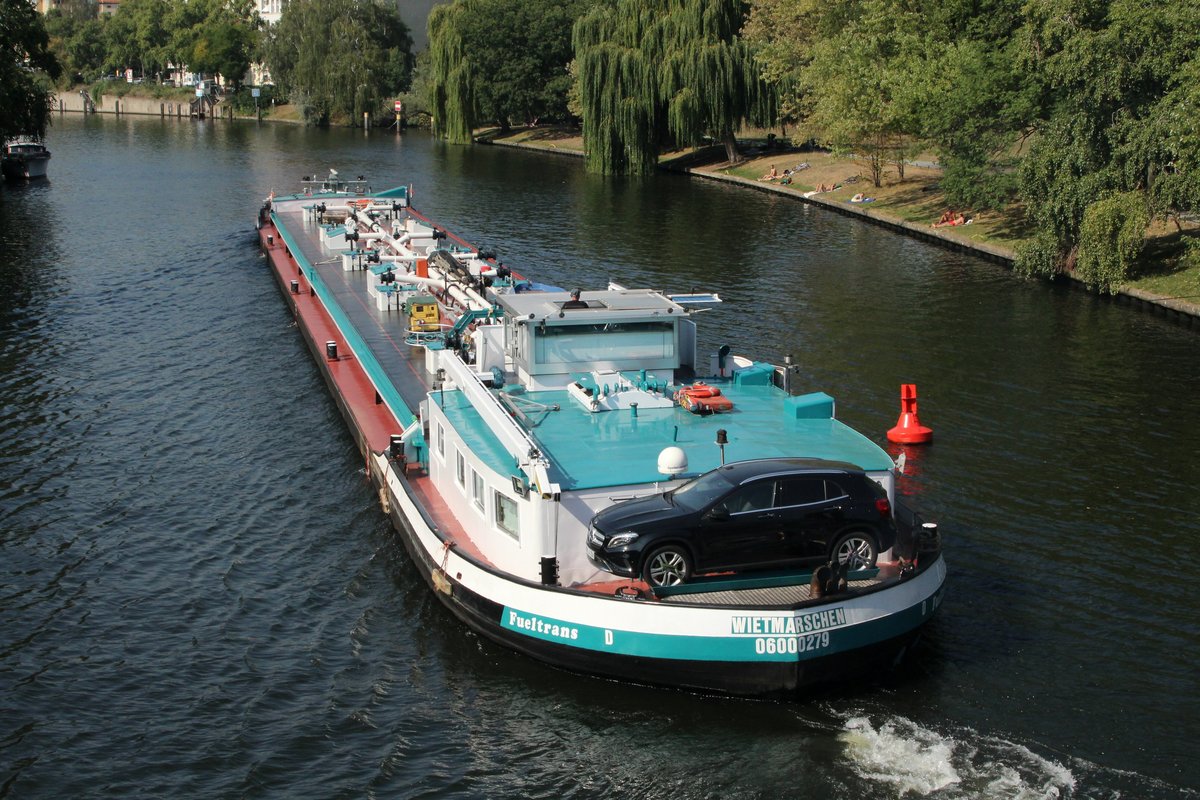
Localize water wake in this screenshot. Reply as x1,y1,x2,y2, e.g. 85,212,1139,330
838,714,1073,799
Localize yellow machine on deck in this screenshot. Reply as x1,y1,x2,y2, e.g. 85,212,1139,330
404,294,440,332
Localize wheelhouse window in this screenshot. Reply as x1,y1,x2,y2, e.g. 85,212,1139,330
437,423,445,457
456,450,465,487
495,491,519,539
533,321,675,365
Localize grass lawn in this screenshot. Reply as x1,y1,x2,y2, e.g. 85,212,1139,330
689,148,1035,256
1128,228,1200,301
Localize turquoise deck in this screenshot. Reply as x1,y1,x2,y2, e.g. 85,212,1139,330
445,380,894,491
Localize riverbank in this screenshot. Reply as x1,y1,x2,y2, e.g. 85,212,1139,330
53,89,308,123
477,126,1200,324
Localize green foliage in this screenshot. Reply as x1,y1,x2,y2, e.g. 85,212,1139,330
427,2,476,142
574,0,778,175
0,0,60,138
44,2,107,85
428,0,585,141
1014,0,1200,274
226,84,280,114
744,0,1198,285
1075,191,1149,292
793,0,927,187
918,36,1031,210
1182,237,1200,272
266,0,413,126
47,0,260,87
1013,234,1063,279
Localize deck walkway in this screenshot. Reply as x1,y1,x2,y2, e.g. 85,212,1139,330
276,206,435,414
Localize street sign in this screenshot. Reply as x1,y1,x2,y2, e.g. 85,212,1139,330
251,88,261,98
394,100,402,113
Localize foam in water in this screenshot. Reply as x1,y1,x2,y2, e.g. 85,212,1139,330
839,715,1075,799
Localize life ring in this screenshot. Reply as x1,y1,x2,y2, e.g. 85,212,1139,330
678,385,734,414
682,383,720,399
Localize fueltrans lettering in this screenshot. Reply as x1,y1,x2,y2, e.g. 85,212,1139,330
507,610,579,640
731,608,847,635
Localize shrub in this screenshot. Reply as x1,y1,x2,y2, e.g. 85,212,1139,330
1014,234,1063,279
1075,191,1150,293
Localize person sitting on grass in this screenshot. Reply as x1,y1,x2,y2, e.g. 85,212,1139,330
932,210,969,227
759,165,779,181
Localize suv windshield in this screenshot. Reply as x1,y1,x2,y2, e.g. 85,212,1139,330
670,469,736,511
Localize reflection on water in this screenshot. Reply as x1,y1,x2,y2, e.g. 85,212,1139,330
0,115,1197,798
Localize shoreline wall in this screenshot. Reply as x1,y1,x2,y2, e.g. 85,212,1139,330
56,91,193,118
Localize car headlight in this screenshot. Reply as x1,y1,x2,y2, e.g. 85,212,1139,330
606,531,640,549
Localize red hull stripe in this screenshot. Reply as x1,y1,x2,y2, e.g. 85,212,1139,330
260,224,406,453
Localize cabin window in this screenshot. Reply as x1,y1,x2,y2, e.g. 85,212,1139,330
495,491,519,539
437,423,445,457
456,450,465,487
472,470,485,511
533,321,674,365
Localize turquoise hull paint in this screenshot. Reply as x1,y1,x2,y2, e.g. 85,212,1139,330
500,584,944,663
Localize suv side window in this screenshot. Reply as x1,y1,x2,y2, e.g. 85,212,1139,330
724,480,777,514
824,480,850,502
777,477,828,507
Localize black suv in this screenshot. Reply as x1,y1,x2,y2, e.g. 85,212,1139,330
586,458,896,587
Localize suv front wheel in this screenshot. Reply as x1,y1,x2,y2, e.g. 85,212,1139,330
642,545,692,587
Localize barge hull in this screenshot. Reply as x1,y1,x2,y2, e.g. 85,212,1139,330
258,209,946,699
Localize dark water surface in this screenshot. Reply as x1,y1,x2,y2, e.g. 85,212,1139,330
2,115,1198,799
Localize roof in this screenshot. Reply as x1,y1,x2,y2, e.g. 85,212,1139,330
497,288,685,321
447,380,895,491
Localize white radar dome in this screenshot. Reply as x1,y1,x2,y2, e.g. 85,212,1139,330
657,446,688,476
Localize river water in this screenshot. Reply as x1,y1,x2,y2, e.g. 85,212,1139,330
2,115,1197,799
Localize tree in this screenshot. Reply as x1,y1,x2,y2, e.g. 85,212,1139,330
45,1,108,85
573,0,778,175
1014,0,1200,281
266,0,413,125
159,0,258,87
427,1,477,142
102,0,171,79
427,0,585,141
1,0,60,139
190,20,254,87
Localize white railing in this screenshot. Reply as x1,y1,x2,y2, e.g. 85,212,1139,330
438,352,544,471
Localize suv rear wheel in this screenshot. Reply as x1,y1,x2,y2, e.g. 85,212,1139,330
832,531,878,570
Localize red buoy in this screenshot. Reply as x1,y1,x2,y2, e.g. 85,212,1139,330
887,384,933,444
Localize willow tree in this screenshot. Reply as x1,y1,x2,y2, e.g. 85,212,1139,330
427,2,476,143
574,0,777,175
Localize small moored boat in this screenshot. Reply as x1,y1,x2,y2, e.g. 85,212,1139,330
2,137,51,180
254,172,946,697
